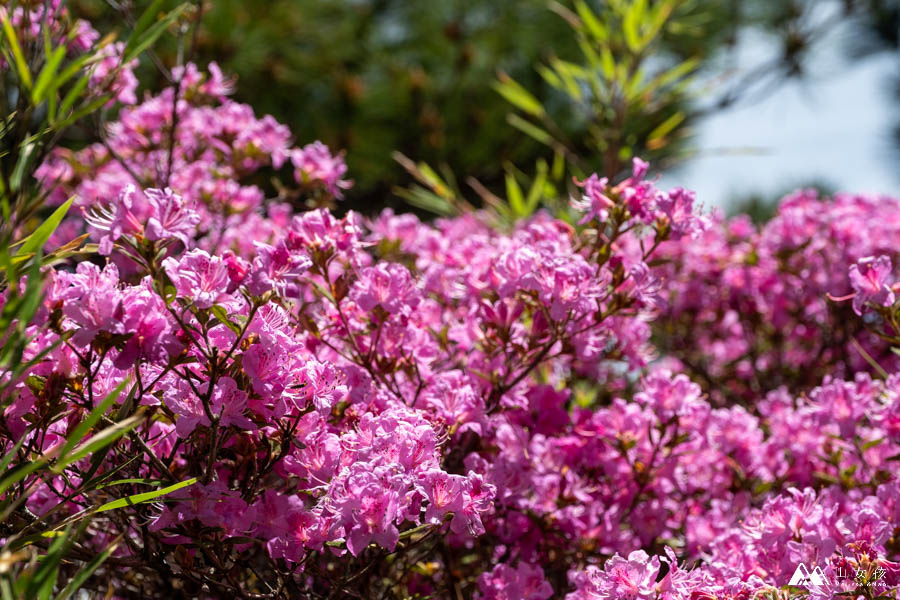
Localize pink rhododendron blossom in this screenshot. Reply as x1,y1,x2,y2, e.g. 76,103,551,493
162,249,232,309
144,187,201,247
291,141,352,197
849,255,896,315
10,45,900,599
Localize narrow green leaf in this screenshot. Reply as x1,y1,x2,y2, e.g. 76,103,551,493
55,95,110,129
17,198,74,257
56,535,122,600
55,52,95,90
493,74,545,118
647,111,685,144
25,526,70,599
394,186,455,217
0,432,28,476
575,0,607,41
57,380,129,463
95,478,165,490
525,161,547,213
417,163,453,199
32,45,67,104
505,173,526,217
623,0,645,53
58,73,91,119
123,4,189,63
51,409,146,474
506,114,553,146
123,0,167,58
95,477,198,513
2,14,32,89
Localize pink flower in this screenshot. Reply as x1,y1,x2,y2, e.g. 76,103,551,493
112,278,182,368
61,262,122,346
849,255,895,315
476,563,553,600
655,187,708,240
568,550,661,599
291,141,352,198
162,249,232,309
144,187,201,247
335,476,401,556
83,184,144,255
350,263,421,316
247,241,312,297
572,173,613,224
164,376,255,436
279,359,347,417
420,469,465,525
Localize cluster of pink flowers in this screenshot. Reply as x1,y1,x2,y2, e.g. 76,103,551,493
658,190,900,403
3,0,139,108
4,56,900,598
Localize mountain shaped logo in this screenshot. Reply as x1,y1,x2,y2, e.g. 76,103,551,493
788,563,827,588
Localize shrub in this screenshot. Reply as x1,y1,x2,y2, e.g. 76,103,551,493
2,7,900,600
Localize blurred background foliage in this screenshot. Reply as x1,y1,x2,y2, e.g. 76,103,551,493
69,0,900,217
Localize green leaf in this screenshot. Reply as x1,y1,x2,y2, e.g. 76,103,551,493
56,380,130,464
57,73,91,119
648,57,700,94
95,478,165,490
12,252,44,346
623,0,647,53
525,161,547,214
0,432,28,477
51,411,146,474
506,114,553,146
536,64,563,90
505,173,526,217
575,0,607,41
647,111,685,145
493,74,545,118
16,198,74,257
123,0,168,58
211,304,242,335
54,52,95,91
394,185,455,217
2,14,32,89
24,526,70,600
55,95,111,129
56,535,122,600
95,477,198,513
31,45,67,105
861,438,885,451
123,4,189,63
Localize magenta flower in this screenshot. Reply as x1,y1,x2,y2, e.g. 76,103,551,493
83,184,144,255
162,249,232,309
476,563,553,600
349,263,421,316
247,240,312,297
334,474,401,556
569,550,661,600
420,469,465,525
144,187,201,247
112,278,182,369
572,173,612,224
61,262,122,346
655,187,709,240
164,376,255,436
291,141,352,198
279,359,347,416
849,255,896,315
